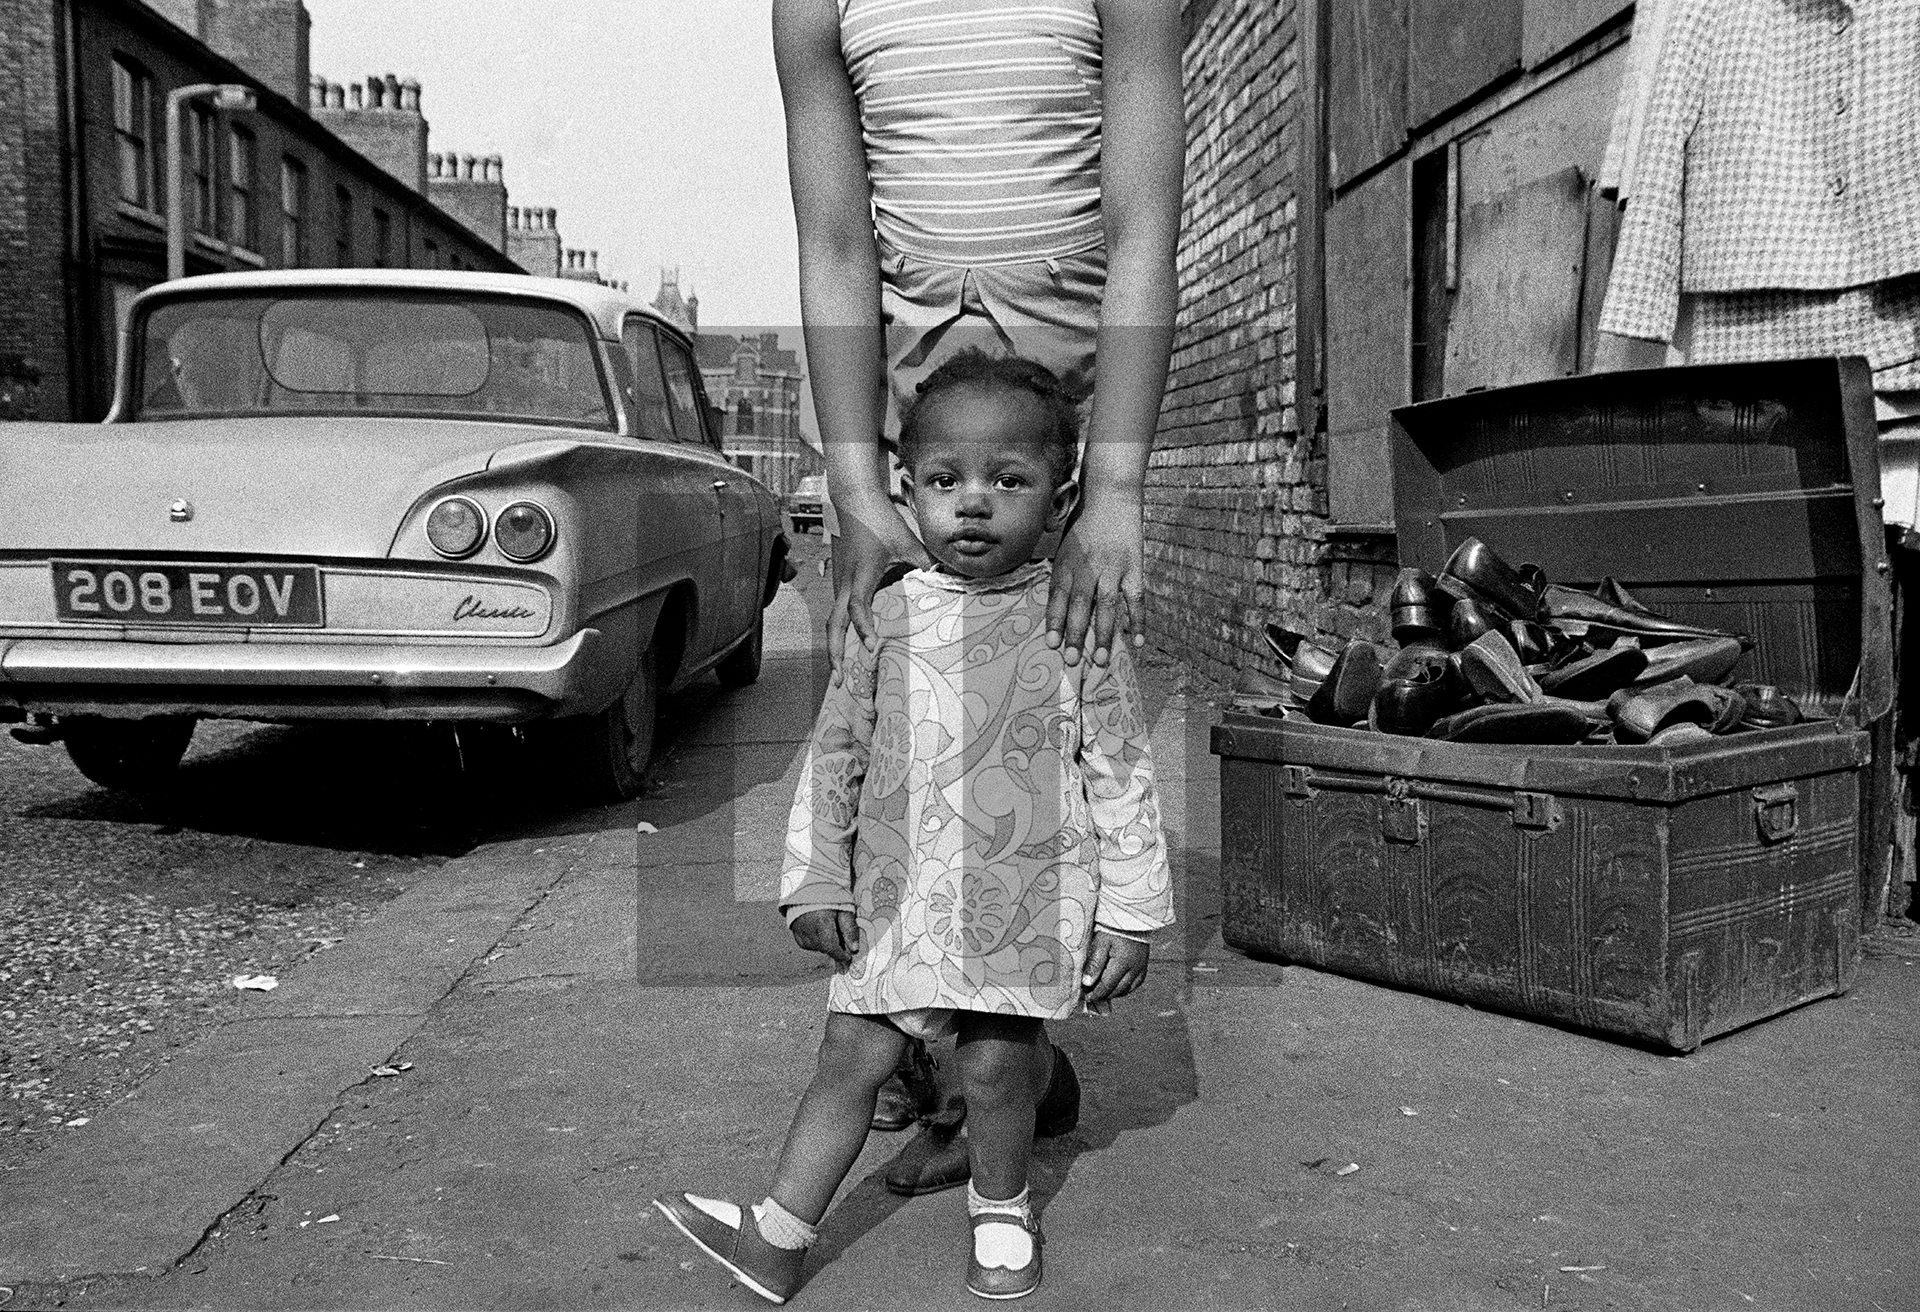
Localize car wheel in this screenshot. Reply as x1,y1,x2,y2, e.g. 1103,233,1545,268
550,643,659,803
714,609,765,688
61,716,196,793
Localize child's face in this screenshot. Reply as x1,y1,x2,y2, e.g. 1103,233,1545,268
901,386,1077,579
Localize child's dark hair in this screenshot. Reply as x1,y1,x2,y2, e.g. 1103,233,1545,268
896,348,1081,486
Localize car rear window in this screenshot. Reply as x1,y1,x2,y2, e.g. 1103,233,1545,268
132,291,615,430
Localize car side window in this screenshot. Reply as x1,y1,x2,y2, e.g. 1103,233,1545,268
623,318,677,441
659,336,718,452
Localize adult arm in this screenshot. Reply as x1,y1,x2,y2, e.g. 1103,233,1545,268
773,0,930,675
1049,0,1185,666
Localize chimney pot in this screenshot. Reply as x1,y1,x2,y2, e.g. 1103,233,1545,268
461,153,476,180
367,76,384,109
310,76,327,108
384,73,402,108
508,205,519,227
401,78,422,111
590,251,599,269
328,84,345,109
546,207,558,229
349,82,363,109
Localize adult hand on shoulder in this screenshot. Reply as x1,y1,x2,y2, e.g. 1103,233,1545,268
791,908,863,968
1048,497,1146,668
828,498,932,680
1081,929,1151,1008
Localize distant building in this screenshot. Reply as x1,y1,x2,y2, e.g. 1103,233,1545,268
694,328,817,496
427,151,505,252
507,206,562,277
650,267,698,334
503,206,621,289
0,0,516,420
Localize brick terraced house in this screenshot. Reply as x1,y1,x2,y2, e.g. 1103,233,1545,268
0,0,518,422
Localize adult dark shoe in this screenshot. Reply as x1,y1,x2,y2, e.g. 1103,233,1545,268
884,1123,972,1196
1457,632,1544,704
1541,583,1729,641
1437,537,1546,622
1035,1044,1080,1137
1735,683,1803,730
967,1212,1043,1300
1390,567,1449,647
870,1038,939,1131
1537,645,1648,700
1289,639,1339,705
1230,669,1295,715
1631,635,1749,689
1371,647,1460,737
1306,640,1384,726
1426,702,1592,744
1263,622,1311,668
1447,598,1498,650
653,1193,808,1305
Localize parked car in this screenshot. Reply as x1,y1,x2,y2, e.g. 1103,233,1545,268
0,270,791,801
786,474,827,535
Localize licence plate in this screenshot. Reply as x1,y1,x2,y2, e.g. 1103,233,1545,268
51,561,324,627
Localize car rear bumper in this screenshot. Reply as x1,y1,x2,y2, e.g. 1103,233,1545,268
0,630,603,722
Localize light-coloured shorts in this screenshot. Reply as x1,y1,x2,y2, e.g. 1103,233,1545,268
822,242,1105,541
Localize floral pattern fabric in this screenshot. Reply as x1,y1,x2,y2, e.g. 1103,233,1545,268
779,561,1173,1023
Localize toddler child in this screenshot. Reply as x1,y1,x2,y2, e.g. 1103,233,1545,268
654,350,1174,1303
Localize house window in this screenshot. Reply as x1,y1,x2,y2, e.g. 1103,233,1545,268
371,207,391,267
423,237,439,269
187,104,215,233
112,57,156,210
228,125,256,249
279,157,306,265
333,185,352,266
735,399,755,435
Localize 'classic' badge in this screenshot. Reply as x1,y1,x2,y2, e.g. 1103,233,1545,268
169,499,193,523
453,594,537,622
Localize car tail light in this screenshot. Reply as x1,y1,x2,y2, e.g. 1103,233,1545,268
426,496,486,558
494,501,555,562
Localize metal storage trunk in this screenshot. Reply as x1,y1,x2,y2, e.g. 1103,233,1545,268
1212,359,1894,1050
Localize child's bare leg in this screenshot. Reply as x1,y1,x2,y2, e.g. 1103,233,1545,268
953,1015,1051,1199
768,1012,908,1223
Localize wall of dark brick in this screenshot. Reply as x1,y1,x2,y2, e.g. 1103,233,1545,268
201,0,308,107
1151,0,1397,686
1,0,517,421
0,0,76,419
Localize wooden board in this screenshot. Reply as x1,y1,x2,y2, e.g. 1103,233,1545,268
1522,0,1631,68
1407,0,1523,128
1442,165,1588,394
1325,159,1410,527
1329,0,1408,188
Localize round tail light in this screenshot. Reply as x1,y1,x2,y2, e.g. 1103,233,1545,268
426,496,486,558
494,501,555,562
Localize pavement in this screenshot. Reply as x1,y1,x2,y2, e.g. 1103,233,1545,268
4,543,1919,1312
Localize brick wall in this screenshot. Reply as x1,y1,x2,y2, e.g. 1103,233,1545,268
0,0,74,420
1150,0,1396,686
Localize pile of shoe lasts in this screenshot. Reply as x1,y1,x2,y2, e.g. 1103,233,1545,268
1233,537,1808,745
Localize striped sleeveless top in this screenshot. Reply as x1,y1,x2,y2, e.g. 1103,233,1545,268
839,0,1105,267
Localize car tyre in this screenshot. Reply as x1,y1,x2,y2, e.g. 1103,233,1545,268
61,716,196,793
714,609,765,688
550,643,659,803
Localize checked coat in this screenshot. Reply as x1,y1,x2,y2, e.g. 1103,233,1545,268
1600,0,1920,385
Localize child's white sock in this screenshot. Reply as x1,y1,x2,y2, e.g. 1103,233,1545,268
966,1182,1035,1270
751,1196,818,1251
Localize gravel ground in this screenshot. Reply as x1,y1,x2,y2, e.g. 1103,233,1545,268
0,720,475,1175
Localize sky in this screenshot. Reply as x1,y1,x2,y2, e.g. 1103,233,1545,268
306,0,802,329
